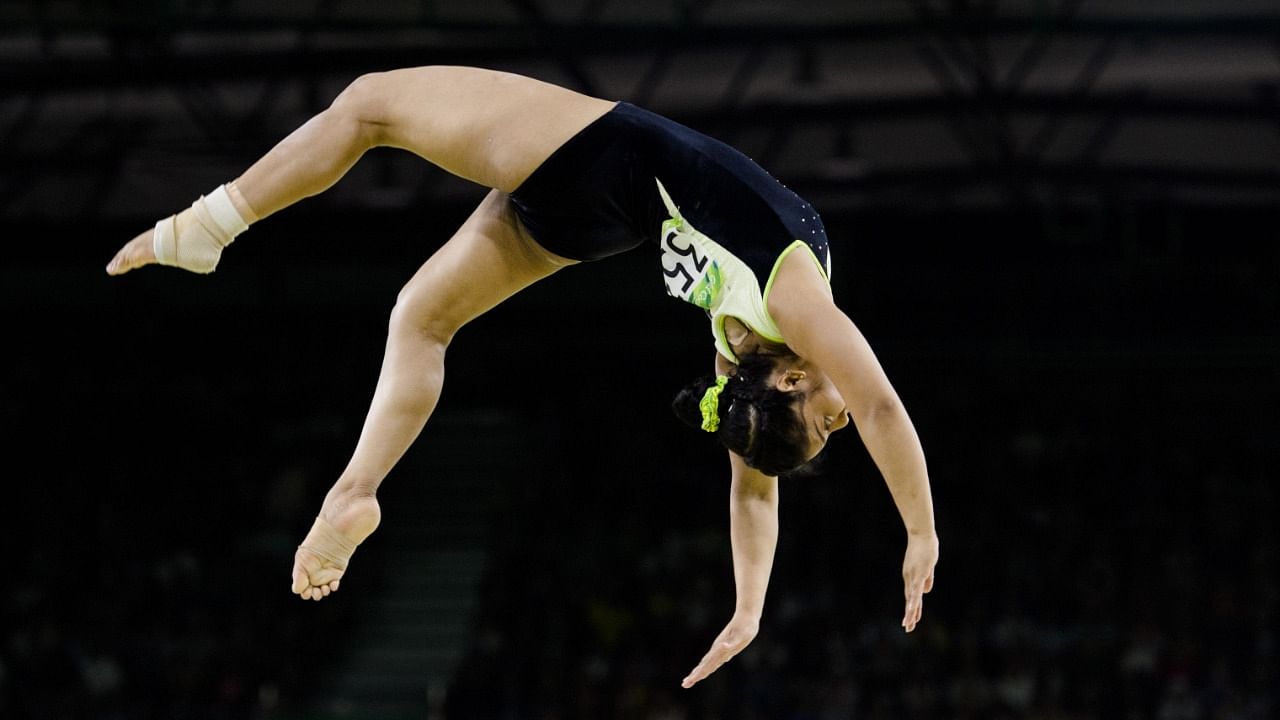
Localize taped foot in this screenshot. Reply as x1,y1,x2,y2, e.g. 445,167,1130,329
293,516,355,601
106,183,255,276
152,184,252,274
291,496,380,601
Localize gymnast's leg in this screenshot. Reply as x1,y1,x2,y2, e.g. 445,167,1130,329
292,188,576,600
102,66,611,598
105,65,613,275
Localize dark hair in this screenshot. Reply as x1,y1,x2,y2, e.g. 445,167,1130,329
671,352,812,477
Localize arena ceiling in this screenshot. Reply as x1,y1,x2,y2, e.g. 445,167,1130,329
3,0,1280,222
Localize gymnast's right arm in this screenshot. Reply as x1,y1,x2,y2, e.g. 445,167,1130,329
681,451,777,688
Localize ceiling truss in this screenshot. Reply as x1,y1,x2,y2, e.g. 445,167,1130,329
2,0,1279,221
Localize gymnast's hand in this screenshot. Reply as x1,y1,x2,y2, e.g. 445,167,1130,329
681,613,759,688
902,531,938,632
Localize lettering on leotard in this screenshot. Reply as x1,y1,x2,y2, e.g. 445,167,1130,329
660,226,722,310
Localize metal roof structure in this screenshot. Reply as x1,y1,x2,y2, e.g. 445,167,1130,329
3,0,1279,222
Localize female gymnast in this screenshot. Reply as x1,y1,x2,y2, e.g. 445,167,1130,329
105,66,938,688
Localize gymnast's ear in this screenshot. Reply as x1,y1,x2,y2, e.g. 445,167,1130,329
774,368,807,393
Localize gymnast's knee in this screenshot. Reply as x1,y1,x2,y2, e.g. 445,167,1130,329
327,71,397,146
388,296,459,350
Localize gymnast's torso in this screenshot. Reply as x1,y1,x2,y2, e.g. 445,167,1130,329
510,101,833,361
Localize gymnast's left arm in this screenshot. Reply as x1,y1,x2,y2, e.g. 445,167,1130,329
681,452,778,689
767,249,939,634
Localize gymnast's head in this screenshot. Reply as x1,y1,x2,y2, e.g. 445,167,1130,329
672,352,851,477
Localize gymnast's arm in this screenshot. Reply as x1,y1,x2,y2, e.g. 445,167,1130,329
766,250,939,632
681,450,778,689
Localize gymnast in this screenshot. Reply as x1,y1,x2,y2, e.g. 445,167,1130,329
105,66,938,688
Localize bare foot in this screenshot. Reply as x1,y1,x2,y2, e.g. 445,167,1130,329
105,227,156,276
292,492,381,601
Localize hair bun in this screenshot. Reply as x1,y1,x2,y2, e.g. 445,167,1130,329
672,374,721,431
672,352,813,477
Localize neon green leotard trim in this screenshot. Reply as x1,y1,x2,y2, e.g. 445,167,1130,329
656,179,832,364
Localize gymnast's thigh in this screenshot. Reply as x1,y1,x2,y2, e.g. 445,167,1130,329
392,188,578,343
350,66,617,192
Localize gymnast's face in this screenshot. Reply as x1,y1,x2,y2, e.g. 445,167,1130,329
774,364,852,460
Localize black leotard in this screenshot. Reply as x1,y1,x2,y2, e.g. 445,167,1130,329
509,101,829,289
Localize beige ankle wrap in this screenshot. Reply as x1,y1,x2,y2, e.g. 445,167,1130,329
153,184,252,274
298,516,359,568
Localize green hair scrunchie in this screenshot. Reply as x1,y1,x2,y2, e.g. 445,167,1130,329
699,375,730,432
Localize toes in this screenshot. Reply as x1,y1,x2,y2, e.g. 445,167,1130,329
106,232,156,275
295,579,341,602
309,566,344,587
295,574,335,601
292,546,347,601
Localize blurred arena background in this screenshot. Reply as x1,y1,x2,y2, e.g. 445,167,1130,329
3,1,1278,718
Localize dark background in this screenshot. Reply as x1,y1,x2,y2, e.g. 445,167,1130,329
4,2,1278,719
